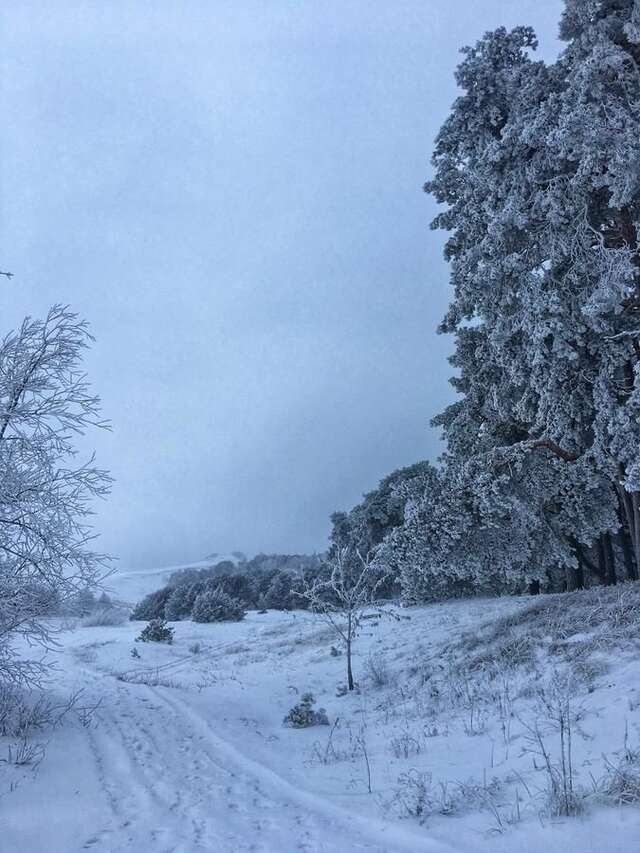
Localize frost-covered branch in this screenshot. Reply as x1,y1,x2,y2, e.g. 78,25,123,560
0,305,112,687
296,547,390,690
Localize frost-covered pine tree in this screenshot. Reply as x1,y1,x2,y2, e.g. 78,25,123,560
550,0,640,575
420,7,640,594
0,305,111,686
327,461,437,598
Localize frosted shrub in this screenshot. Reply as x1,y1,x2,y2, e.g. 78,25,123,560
136,618,174,644
390,731,421,759
283,693,329,728
599,732,640,806
364,652,393,688
0,684,81,737
521,674,585,817
191,587,246,623
392,769,435,821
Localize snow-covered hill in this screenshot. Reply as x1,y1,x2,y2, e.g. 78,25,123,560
107,554,243,605
3,587,640,852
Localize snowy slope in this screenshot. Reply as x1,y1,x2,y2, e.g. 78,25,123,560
2,593,639,852
107,554,242,605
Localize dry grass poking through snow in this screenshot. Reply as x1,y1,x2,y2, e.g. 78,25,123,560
360,585,640,831
455,582,640,681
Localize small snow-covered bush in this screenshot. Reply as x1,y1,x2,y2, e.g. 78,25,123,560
391,769,437,821
390,731,421,759
0,684,80,737
283,693,329,728
4,737,45,767
599,736,640,805
364,652,393,688
0,685,37,737
191,587,246,623
520,673,585,817
136,618,174,644
390,769,502,822
82,607,128,627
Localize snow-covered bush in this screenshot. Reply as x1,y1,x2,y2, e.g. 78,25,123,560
390,731,421,759
130,587,173,621
283,693,329,728
191,587,246,623
599,735,640,806
520,673,586,817
0,683,80,737
82,607,128,627
390,769,502,822
136,618,174,644
364,652,393,688
391,769,436,821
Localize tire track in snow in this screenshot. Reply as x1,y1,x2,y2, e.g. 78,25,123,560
152,686,452,853
74,631,451,853
79,675,294,851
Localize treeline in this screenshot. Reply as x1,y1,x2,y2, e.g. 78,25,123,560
133,2,640,619
328,2,640,603
131,553,323,620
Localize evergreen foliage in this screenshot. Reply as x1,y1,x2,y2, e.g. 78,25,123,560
283,693,329,728
136,619,174,644
368,2,640,602
191,587,246,623
130,587,173,621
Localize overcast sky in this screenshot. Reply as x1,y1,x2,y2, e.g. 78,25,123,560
1,1,563,570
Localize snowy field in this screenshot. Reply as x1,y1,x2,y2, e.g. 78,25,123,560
2,593,640,853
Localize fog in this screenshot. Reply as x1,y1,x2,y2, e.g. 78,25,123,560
0,1,562,568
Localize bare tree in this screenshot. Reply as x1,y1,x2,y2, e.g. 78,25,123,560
0,305,111,687
297,547,389,691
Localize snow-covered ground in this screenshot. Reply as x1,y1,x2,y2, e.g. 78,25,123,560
2,595,639,852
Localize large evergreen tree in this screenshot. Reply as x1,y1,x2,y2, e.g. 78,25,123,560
396,2,640,600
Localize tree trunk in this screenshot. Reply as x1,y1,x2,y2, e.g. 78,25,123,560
616,479,640,578
346,611,354,691
619,528,638,580
596,537,608,586
574,541,604,583
565,565,583,592
603,531,617,586
346,639,354,691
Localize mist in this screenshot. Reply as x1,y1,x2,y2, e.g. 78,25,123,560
0,1,563,568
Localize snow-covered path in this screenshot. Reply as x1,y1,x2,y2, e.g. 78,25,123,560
4,615,452,853
4,602,640,853
79,669,444,853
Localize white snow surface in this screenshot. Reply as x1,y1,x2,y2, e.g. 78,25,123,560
3,597,639,852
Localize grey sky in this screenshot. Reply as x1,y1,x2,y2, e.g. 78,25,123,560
1,1,563,569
